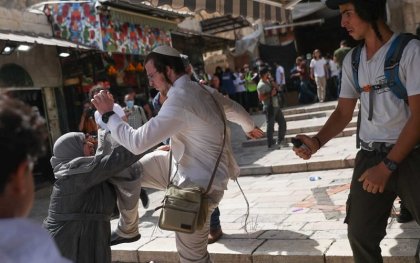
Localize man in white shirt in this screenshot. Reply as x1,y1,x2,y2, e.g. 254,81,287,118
310,49,328,102
274,62,287,107
0,95,70,263
92,45,263,263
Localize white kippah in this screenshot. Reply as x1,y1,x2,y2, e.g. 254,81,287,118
152,45,181,57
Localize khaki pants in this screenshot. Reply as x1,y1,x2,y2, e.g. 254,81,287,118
315,76,326,102
97,129,142,238
140,150,224,263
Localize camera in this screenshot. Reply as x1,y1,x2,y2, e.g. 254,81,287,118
291,138,303,148
85,108,95,118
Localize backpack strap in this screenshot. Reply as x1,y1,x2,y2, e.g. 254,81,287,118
351,44,363,149
351,44,363,94
384,33,417,100
352,34,417,149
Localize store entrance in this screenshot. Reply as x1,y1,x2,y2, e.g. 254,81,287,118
3,88,54,188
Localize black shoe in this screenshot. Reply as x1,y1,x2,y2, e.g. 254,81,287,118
277,140,289,148
110,231,141,246
208,227,223,244
268,144,280,150
140,189,150,209
397,202,413,223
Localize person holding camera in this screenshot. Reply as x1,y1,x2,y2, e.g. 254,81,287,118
78,100,97,136
257,67,287,149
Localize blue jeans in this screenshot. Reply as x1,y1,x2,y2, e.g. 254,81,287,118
298,80,316,104
210,206,220,230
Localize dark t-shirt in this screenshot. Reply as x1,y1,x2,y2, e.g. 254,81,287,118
334,47,351,68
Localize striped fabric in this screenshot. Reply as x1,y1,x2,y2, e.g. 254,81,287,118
145,0,286,22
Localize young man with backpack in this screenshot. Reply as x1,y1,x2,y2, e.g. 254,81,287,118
292,0,420,262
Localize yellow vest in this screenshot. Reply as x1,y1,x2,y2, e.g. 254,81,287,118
244,72,257,92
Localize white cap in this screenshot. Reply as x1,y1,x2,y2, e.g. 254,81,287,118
152,45,181,57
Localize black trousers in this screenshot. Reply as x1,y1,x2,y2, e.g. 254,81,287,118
345,148,420,263
264,106,286,147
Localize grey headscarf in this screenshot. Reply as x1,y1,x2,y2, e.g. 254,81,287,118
50,132,103,179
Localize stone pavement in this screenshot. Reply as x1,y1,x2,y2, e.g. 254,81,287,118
29,101,420,263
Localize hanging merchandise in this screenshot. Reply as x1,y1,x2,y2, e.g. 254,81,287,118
125,63,136,72
135,63,144,72
107,65,117,76
44,2,103,50
100,13,173,55
44,2,175,56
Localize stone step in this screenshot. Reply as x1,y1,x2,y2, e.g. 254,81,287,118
287,118,357,135
242,127,357,148
242,114,358,147
236,135,358,176
284,108,358,122
112,239,420,263
110,170,418,263
282,101,337,116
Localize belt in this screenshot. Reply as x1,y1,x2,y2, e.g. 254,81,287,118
360,141,420,153
360,141,394,153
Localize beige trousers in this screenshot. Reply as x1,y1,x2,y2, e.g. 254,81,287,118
315,76,327,102
140,150,224,263
97,129,142,238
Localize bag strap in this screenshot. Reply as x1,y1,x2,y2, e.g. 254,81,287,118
352,33,416,99
384,33,416,100
167,85,227,195
351,44,363,94
352,34,416,148
202,85,227,195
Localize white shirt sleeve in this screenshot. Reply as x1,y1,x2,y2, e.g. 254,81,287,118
339,49,360,99
95,104,125,130
310,59,315,68
107,104,185,155
113,103,126,117
275,67,281,85
401,39,420,96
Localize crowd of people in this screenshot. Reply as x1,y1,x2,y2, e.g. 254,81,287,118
1,0,420,263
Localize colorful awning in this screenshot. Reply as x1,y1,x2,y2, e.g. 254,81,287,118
43,2,175,55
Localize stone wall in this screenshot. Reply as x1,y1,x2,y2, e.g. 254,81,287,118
402,0,420,34
388,0,420,34
0,0,44,10
0,6,51,36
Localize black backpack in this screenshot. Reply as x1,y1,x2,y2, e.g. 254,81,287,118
350,33,418,147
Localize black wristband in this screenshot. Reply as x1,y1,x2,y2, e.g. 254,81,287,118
313,136,322,150
102,111,115,124
383,157,398,172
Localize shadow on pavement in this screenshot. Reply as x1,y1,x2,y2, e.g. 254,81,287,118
213,229,325,262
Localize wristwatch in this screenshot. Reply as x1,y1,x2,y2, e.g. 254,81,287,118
101,111,115,124
383,157,398,172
